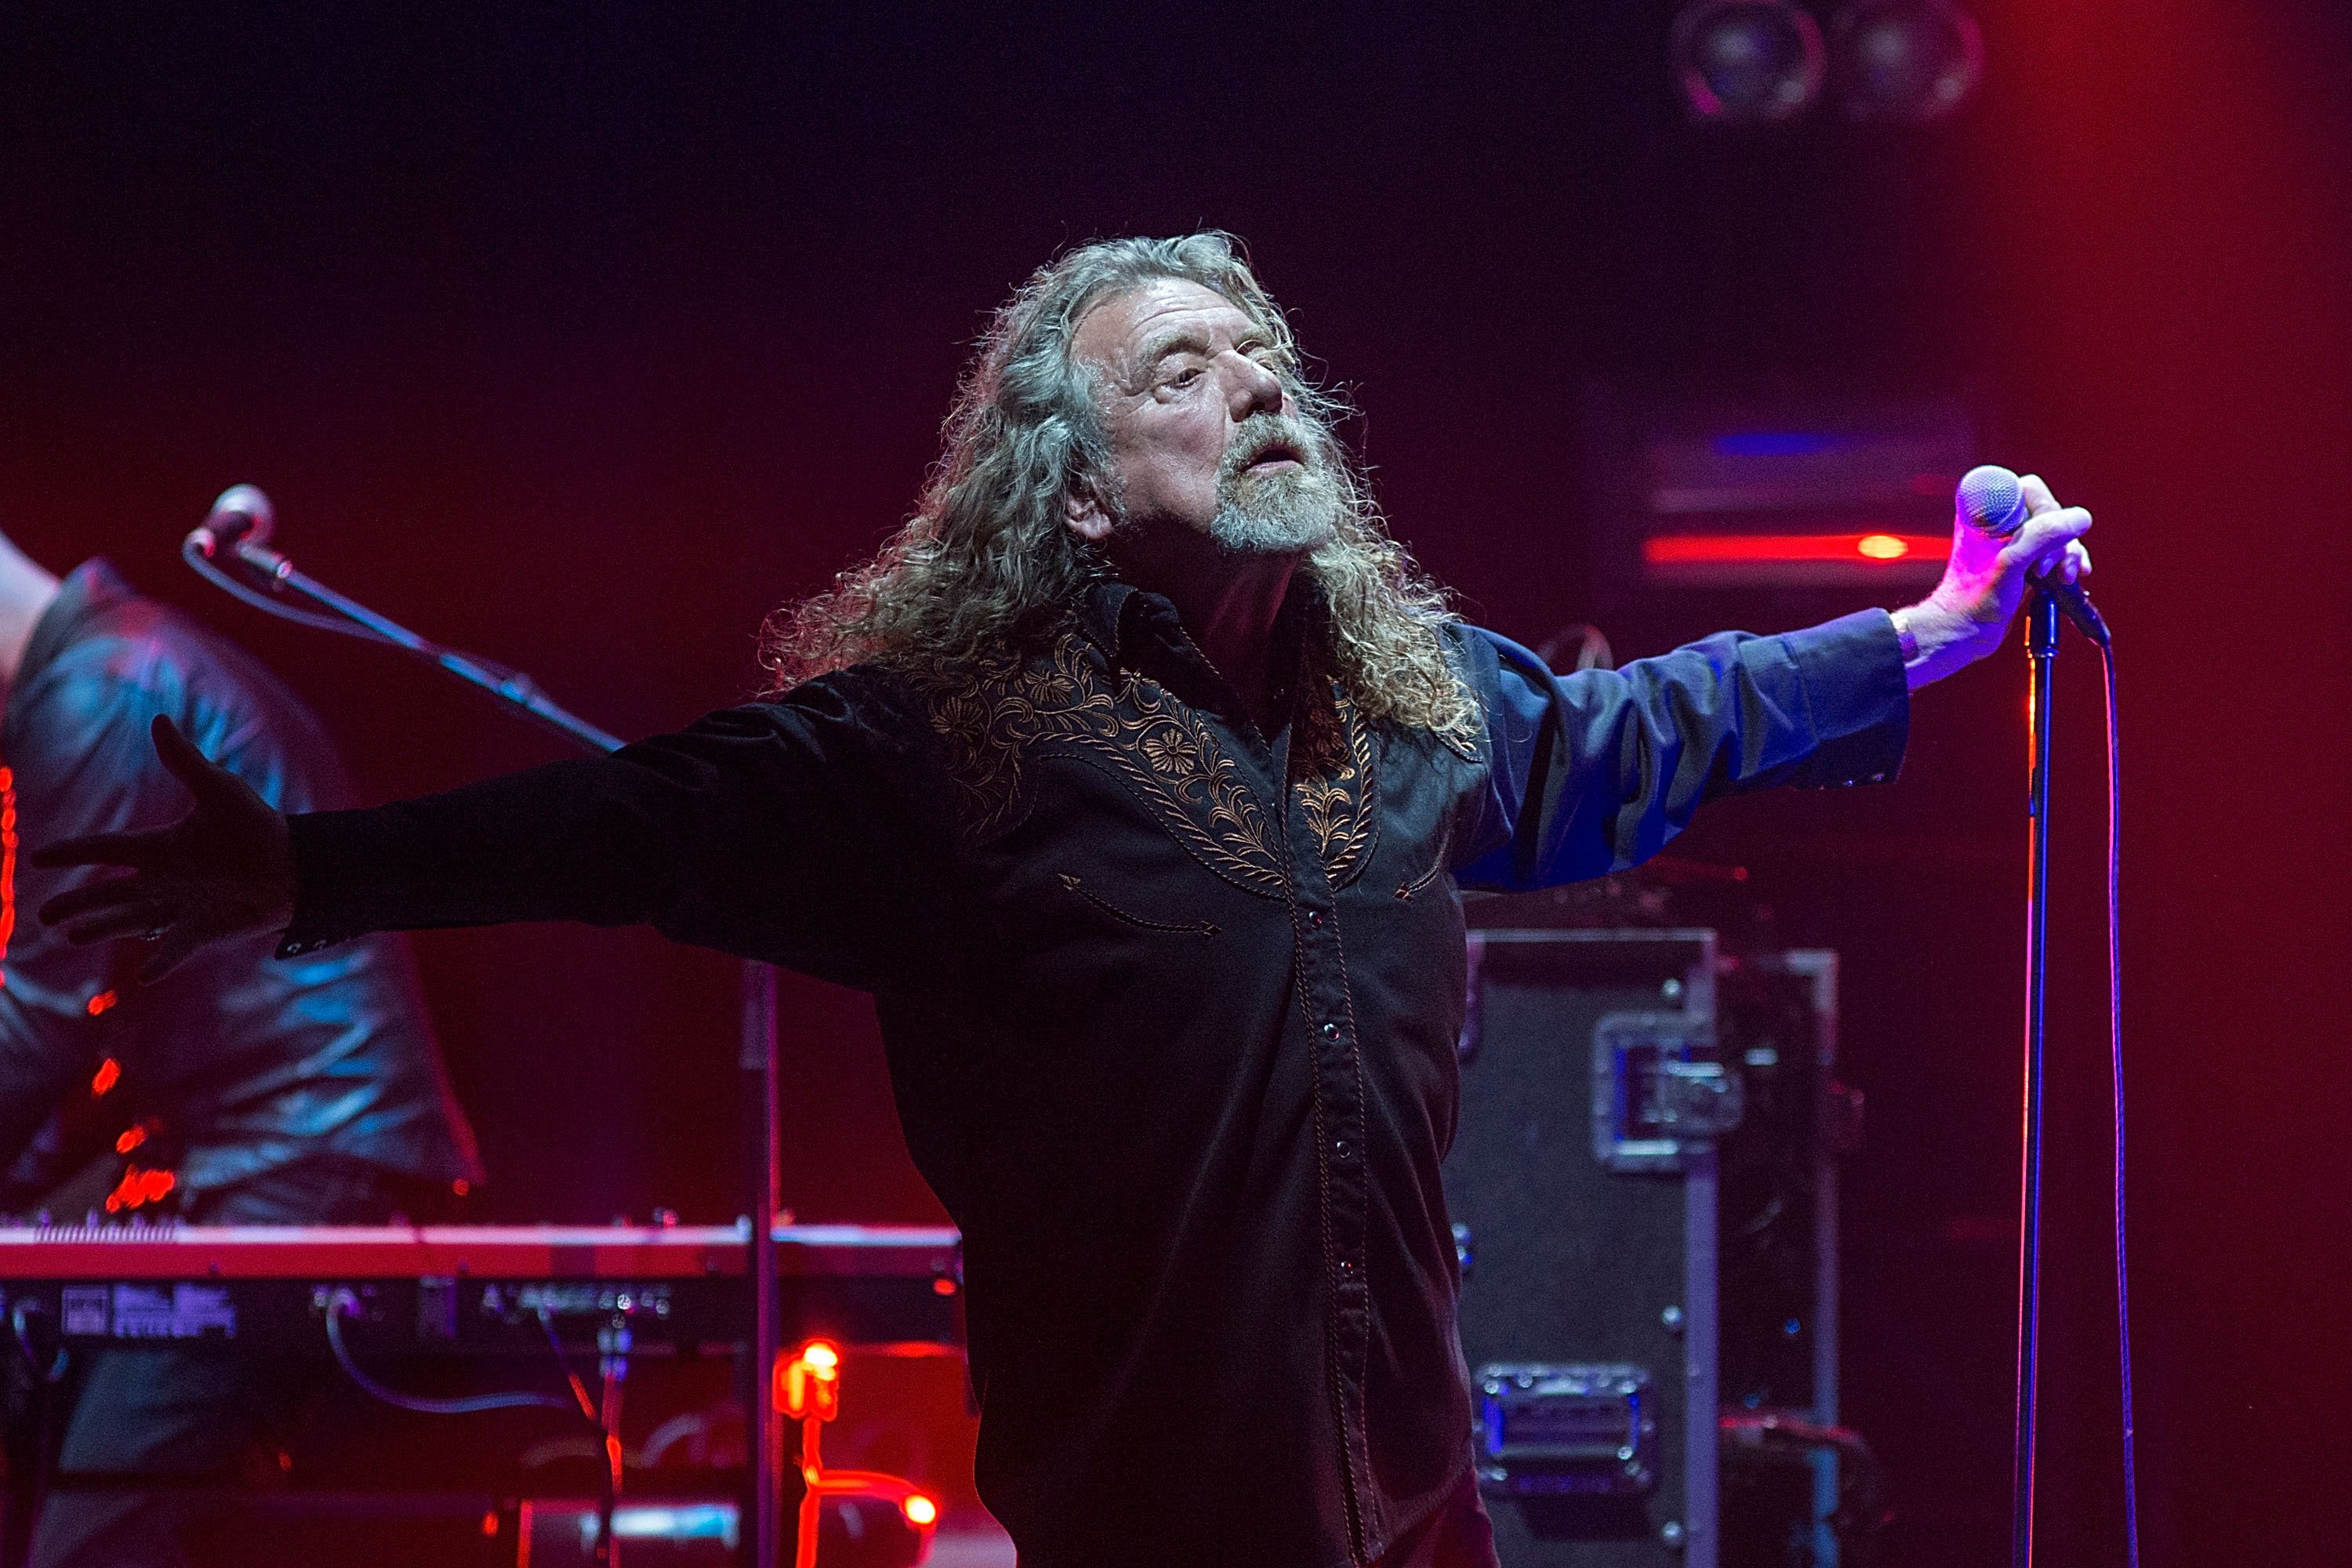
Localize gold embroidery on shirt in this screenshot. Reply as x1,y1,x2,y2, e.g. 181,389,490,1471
913,641,1288,896
1293,688,1377,890
914,638,1403,896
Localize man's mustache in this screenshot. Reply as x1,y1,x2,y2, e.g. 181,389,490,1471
1222,416,1322,481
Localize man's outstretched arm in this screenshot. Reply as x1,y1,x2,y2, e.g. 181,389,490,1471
1453,470,2093,891
34,713,296,985
34,676,948,993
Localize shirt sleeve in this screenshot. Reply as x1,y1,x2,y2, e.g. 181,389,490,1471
281,672,949,996
1449,608,1910,893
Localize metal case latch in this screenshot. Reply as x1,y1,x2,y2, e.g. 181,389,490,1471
1474,1361,1659,1497
1592,1011,1741,1173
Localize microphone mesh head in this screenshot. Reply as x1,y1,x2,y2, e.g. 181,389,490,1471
1956,464,2026,539
209,484,276,546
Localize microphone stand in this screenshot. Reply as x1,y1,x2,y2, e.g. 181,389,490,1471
2011,587,2061,1568
187,529,790,1568
742,964,784,1568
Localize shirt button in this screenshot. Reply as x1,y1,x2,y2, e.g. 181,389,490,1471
1307,911,1324,928
1334,1138,1351,1159
1319,1022,1341,1040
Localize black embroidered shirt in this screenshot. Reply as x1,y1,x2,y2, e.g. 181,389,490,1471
281,583,1907,1566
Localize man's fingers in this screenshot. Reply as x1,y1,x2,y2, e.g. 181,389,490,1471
28,829,167,872
2026,538,2093,587
151,714,230,800
60,901,179,948
2003,506,2092,571
38,876,164,927
2018,473,2060,516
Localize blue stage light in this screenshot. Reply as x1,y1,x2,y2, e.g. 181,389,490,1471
1830,0,1986,124
1671,1,1828,127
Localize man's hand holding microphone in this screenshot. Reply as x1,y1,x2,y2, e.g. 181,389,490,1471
1893,466,2099,691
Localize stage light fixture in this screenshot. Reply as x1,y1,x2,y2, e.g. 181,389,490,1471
1829,0,1984,123
1671,1,1828,126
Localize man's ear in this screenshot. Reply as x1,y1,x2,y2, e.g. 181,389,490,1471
1063,477,1115,543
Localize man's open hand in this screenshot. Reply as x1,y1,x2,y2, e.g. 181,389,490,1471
1893,473,2095,689
32,715,298,985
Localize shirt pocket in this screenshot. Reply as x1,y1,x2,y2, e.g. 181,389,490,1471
1054,872,1221,938
1391,818,1454,902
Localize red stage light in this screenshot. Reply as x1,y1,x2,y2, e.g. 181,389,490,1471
1644,532,1948,565
779,1339,844,1420
103,1165,176,1213
86,989,118,1017
0,764,16,989
91,1058,121,1095
902,1494,938,1526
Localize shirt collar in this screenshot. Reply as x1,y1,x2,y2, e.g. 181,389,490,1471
1073,575,1325,742
1077,579,1140,661
1078,576,1323,666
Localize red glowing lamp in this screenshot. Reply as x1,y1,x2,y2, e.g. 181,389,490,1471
775,1338,943,1568
1641,530,1949,586
778,1338,844,1421
1645,532,1946,565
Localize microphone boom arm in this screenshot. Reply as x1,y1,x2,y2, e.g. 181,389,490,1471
184,532,624,757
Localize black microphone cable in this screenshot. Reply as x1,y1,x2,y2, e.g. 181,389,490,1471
2102,638,2140,1568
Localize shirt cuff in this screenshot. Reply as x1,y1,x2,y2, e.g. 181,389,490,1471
1776,608,1911,789
274,811,370,958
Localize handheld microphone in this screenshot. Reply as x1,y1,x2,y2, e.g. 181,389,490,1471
1956,464,2111,648
185,485,276,559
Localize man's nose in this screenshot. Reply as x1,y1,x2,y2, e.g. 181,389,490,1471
1223,350,1287,420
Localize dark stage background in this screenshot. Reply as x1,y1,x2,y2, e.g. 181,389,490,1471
1,3,2345,1563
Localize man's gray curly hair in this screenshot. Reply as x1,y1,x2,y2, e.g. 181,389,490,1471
763,232,1478,738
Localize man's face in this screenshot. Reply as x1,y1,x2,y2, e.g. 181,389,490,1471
1066,278,1341,559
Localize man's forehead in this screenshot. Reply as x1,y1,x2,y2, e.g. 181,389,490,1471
1073,279,1260,372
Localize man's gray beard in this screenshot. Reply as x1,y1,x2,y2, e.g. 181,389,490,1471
1207,464,1342,557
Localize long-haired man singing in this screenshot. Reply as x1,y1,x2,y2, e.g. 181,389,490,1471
38,234,2089,1568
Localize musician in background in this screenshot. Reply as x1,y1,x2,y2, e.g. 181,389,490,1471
0,532,481,1567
